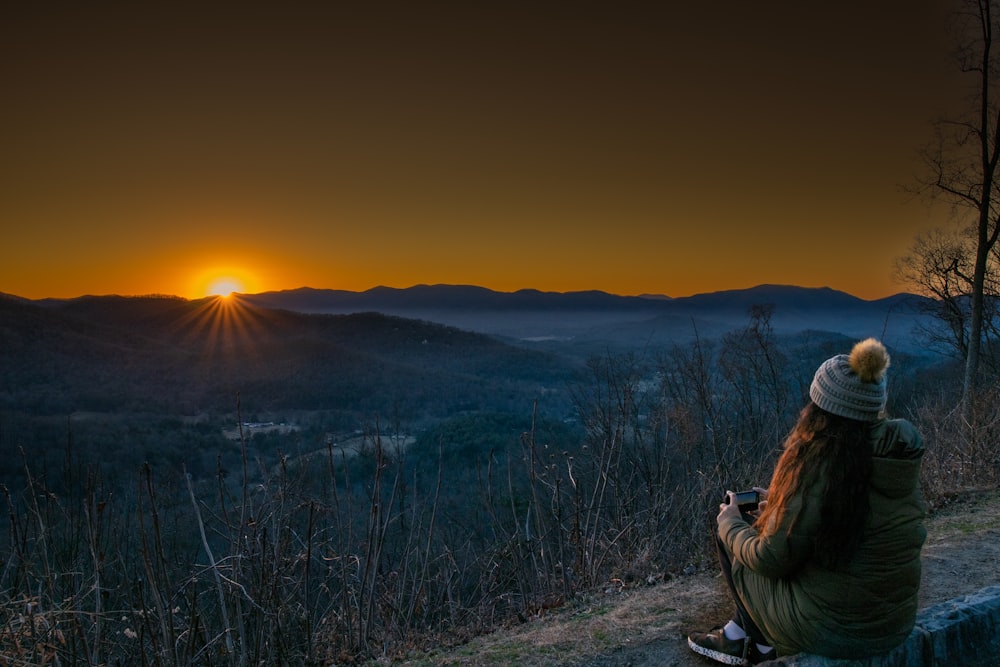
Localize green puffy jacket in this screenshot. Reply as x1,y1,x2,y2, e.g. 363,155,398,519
718,418,926,659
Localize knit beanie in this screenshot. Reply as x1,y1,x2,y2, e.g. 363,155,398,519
809,338,890,422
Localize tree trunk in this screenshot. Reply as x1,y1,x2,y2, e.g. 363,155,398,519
961,0,998,423
961,237,988,421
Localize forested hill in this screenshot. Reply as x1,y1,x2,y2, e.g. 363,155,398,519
0,293,577,419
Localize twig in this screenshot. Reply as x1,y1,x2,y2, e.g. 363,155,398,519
184,467,236,662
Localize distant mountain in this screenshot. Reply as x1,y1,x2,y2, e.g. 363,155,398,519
240,284,935,353
579,285,934,357
244,284,668,312
0,293,577,419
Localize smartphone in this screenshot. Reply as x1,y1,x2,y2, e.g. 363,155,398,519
725,490,760,511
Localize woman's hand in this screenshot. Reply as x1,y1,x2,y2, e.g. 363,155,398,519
717,491,743,522
753,486,769,513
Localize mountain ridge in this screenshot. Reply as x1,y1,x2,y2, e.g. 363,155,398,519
10,283,937,355
242,284,672,312
241,283,933,353
242,283,919,311
7,283,924,312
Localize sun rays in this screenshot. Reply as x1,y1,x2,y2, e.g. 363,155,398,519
160,294,273,376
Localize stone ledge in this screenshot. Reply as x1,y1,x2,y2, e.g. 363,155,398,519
761,585,1000,666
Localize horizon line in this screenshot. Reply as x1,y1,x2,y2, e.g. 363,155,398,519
3,282,915,304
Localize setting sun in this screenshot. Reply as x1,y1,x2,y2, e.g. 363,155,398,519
207,277,244,298
191,265,260,299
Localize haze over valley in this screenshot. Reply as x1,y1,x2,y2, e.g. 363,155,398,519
241,283,937,356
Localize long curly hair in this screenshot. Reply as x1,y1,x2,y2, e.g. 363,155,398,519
755,401,873,567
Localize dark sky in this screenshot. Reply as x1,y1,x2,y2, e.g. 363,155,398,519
1,1,964,299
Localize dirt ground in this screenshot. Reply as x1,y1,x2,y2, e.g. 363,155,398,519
388,488,1000,667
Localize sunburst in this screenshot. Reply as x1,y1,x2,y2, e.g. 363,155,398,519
207,276,245,298
192,265,259,300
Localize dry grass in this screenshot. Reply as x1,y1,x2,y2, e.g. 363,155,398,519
923,487,1000,541
368,574,728,667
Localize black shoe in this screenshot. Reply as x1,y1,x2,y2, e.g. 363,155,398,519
687,626,751,666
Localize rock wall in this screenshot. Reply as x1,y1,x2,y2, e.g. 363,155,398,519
762,585,1000,666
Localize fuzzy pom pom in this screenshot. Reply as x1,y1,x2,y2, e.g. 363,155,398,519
849,338,890,383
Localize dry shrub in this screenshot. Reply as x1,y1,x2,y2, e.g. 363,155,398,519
915,381,1000,504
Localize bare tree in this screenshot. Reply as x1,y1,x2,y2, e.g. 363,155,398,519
894,225,1000,359
919,0,1000,416
718,303,790,459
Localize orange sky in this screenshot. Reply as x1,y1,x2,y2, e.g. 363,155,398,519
1,2,966,301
